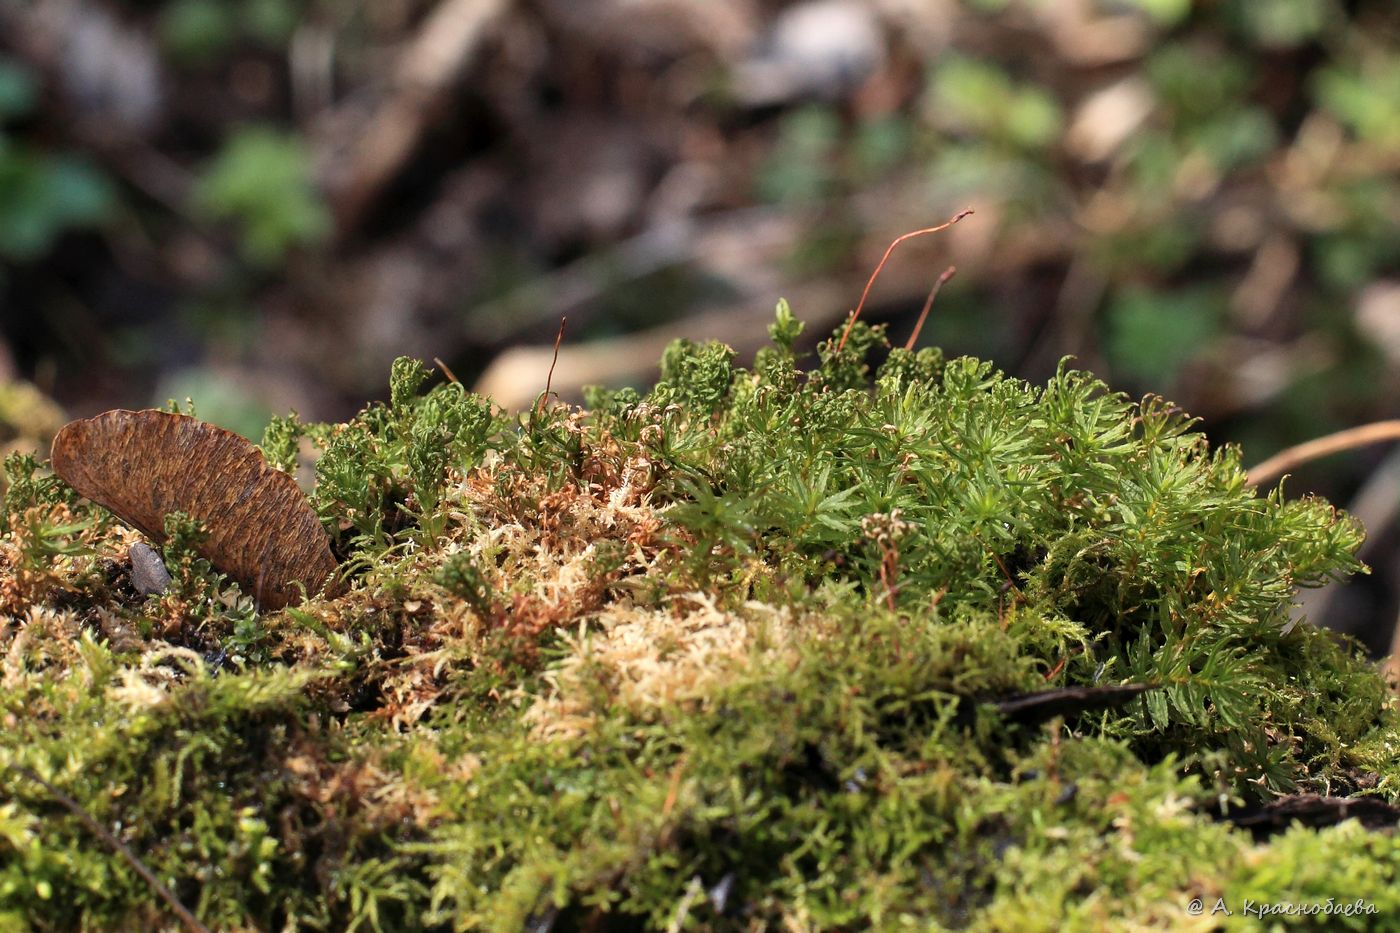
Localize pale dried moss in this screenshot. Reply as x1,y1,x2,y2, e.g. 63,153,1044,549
108,646,207,712
2,606,83,691
0,503,94,615
449,450,662,580
447,453,811,742
525,593,803,741
266,453,674,733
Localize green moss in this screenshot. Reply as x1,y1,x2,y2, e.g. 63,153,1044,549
2,305,1398,930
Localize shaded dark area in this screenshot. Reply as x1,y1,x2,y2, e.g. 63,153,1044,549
1226,793,1400,839
991,682,1158,724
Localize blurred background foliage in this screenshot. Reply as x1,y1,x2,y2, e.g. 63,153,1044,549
2,0,1400,646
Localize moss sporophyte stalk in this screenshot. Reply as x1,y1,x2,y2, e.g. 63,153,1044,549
3,305,1400,930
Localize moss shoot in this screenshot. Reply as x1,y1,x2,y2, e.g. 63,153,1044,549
2,305,1399,931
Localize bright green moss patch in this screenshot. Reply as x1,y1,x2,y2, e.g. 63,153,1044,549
2,308,1399,930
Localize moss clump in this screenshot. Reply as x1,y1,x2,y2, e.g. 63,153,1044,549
2,307,1399,930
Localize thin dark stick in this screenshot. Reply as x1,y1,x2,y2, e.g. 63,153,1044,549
989,549,1022,597
837,209,972,353
9,765,210,933
904,266,957,351
536,316,568,420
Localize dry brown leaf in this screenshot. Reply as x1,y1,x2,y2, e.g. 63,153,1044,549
50,409,339,609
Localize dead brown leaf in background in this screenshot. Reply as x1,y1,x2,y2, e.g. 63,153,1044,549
50,410,338,609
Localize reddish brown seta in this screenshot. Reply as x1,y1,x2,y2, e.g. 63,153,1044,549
536,315,568,419
836,208,973,353
904,265,957,352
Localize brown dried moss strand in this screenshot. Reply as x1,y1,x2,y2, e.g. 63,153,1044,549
50,410,338,609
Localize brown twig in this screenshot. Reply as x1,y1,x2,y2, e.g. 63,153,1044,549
837,209,973,352
904,266,957,351
535,317,568,420
9,765,210,933
1246,420,1400,487
989,549,1021,597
